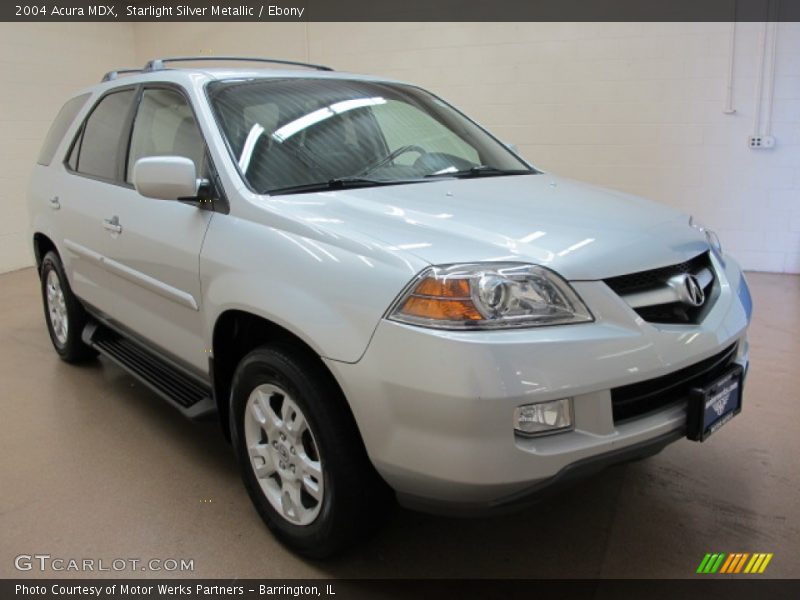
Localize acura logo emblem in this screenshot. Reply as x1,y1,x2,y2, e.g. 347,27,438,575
680,274,705,307
667,272,707,307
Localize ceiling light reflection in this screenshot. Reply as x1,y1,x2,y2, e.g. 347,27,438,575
271,96,386,143
557,238,595,257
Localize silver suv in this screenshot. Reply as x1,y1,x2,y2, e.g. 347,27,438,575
29,57,752,557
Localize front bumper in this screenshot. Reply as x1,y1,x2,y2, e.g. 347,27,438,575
325,254,751,514
405,428,686,516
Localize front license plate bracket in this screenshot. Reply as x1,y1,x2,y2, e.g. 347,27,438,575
687,364,744,442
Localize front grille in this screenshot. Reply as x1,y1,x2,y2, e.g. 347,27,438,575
605,253,709,296
610,343,737,423
634,303,701,323
604,252,715,324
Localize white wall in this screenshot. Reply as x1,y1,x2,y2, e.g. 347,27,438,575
0,23,136,273
2,22,798,274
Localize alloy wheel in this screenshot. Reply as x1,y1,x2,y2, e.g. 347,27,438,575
244,383,324,525
46,269,69,346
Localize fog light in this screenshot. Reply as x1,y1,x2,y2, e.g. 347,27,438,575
514,398,573,436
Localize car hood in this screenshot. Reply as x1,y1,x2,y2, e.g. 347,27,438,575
275,174,708,281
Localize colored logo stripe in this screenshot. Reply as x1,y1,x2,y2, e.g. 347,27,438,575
697,553,726,573
698,553,773,574
744,553,774,574
720,553,749,573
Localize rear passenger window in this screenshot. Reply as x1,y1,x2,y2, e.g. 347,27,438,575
37,93,91,166
74,89,137,181
126,88,206,182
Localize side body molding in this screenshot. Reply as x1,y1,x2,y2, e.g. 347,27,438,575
64,239,199,311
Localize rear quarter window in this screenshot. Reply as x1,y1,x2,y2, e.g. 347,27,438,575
37,93,91,166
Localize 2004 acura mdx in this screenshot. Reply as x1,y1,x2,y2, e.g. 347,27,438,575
28,57,752,557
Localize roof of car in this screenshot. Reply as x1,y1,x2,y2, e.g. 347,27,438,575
67,58,408,103
187,67,396,82
97,57,401,88
84,67,404,99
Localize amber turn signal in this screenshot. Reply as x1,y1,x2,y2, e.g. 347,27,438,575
397,276,482,322
399,296,483,322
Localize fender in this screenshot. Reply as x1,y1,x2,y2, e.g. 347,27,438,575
200,213,426,363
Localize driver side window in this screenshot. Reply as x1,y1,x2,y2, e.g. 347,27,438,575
372,100,479,165
126,88,206,183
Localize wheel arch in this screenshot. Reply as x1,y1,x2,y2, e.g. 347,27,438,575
33,232,59,272
211,309,362,445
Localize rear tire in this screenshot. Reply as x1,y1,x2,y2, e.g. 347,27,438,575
40,251,96,363
230,345,392,558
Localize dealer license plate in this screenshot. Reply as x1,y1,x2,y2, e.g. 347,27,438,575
687,364,744,442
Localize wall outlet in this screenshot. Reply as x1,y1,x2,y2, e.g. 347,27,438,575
748,135,776,149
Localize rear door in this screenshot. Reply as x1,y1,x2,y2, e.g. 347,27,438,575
97,85,214,374
58,87,139,314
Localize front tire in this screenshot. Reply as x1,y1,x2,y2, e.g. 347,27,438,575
40,251,96,363
230,345,391,558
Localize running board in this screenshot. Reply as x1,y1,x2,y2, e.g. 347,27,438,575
82,322,215,420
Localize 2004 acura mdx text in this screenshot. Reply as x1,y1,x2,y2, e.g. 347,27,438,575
28,57,752,557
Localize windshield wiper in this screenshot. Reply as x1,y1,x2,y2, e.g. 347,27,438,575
356,145,422,178
267,177,423,196
425,165,534,179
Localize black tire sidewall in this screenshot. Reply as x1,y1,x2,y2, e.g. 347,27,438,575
230,346,374,557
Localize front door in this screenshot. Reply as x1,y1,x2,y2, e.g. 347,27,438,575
98,86,214,374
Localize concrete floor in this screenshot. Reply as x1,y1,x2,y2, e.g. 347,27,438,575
1,267,798,579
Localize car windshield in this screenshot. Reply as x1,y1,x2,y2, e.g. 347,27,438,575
207,78,535,194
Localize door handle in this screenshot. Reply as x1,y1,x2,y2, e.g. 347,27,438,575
103,216,123,234
48,196,61,210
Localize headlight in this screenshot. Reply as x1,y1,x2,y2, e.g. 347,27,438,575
690,216,723,255
387,262,593,330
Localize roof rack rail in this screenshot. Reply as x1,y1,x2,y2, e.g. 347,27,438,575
101,68,147,83
142,56,334,72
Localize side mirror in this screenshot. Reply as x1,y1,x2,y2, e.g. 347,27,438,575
133,156,199,201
